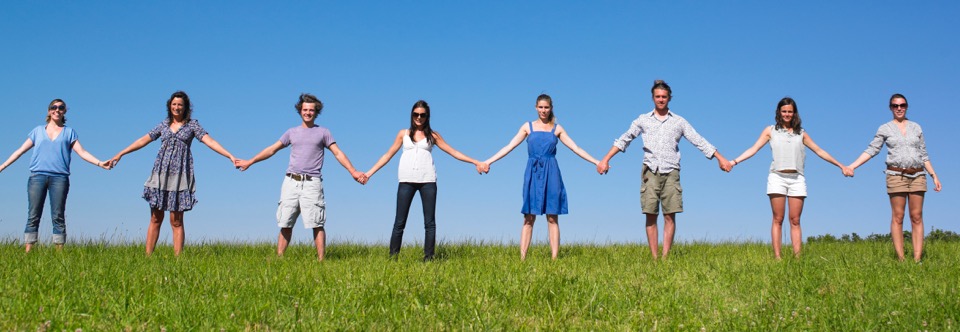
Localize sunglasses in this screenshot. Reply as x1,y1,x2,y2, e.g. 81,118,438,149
48,105,66,111
889,103,908,109
412,112,428,119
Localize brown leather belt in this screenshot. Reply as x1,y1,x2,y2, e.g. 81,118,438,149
286,173,313,181
887,166,923,175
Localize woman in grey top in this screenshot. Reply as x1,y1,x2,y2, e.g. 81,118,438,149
847,94,942,262
730,97,850,259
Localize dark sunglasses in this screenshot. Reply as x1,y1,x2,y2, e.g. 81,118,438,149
889,103,908,109
412,112,429,119
48,105,66,111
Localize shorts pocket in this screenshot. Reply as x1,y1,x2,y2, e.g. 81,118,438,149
675,184,683,193
277,200,299,224
308,202,326,227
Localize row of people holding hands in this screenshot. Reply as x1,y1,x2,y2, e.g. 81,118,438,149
0,80,940,262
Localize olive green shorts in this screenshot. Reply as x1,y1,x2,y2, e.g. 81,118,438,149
640,165,683,215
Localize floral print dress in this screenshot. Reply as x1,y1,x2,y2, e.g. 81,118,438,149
142,119,207,211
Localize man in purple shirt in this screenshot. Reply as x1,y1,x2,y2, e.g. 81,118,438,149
236,93,365,261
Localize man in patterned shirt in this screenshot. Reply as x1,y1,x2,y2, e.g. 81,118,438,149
597,80,731,259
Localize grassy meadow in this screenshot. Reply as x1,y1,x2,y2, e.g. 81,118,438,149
1,239,958,331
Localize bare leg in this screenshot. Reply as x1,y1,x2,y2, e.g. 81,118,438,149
662,213,676,258
889,193,907,261
169,211,185,256
313,227,326,261
520,214,535,260
25,243,33,253
277,227,293,256
546,214,560,260
645,213,659,259
146,209,164,256
907,192,925,262
768,194,786,259
787,196,805,258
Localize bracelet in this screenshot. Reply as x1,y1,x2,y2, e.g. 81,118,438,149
732,159,738,165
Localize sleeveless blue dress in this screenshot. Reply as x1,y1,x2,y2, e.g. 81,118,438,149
521,122,568,215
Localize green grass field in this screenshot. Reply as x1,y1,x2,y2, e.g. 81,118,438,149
2,240,957,331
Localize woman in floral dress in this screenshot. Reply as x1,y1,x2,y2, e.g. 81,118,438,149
109,91,237,256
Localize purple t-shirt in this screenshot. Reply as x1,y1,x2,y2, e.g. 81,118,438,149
279,125,335,177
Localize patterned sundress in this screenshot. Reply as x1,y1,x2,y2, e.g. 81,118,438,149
142,119,207,211
521,122,568,215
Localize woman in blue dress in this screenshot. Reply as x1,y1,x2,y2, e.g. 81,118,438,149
108,91,238,256
485,94,600,260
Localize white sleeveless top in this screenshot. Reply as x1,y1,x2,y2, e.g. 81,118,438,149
398,131,437,183
769,126,806,175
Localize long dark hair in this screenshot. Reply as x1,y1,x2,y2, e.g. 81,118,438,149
774,97,802,135
408,100,435,145
166,91,193,122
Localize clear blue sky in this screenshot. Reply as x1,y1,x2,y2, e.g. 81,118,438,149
1,2,957,246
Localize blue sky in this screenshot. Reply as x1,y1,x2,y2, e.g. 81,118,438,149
1,2,957,247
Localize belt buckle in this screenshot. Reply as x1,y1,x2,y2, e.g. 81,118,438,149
288,173,307,181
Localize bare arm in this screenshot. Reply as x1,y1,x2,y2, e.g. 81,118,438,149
434,132,486,174
802,132,844,168
0,139,34,173
108,134,153,167
328,143,366,182
924,160,941,192
200,135,238,164
71,140,111,170
364,130,404,179
555,125,599,165
730,127,772,169
434,132,480,165
847,152,873,170
484,124,529,166
235,140,285,171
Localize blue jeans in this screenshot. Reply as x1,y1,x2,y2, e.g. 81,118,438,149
24,174,70,244
390,182,437,259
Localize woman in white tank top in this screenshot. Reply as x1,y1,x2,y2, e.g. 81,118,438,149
729,97,851,260
363,100,486,261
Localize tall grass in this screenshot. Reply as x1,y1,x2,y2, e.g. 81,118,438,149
1,239,957,330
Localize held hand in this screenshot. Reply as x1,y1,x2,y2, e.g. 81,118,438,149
98,161,113,171
235,159,254,172
107,155,122,168
841,166,855,177
842,165,855,177
351,170,367,185
476,162,489,174
717,159,730,172
597,160,610,175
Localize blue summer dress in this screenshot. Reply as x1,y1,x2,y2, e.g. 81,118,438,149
521,122,568,215
142,119,207,211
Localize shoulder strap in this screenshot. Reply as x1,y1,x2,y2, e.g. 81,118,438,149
528,121,533,132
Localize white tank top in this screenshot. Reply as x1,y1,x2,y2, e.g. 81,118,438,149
398,131,437,183
769,126,806,175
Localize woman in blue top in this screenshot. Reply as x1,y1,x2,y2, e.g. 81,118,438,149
0,99,111,252
107,91,238,256
485,94,600,260
729,97,850,259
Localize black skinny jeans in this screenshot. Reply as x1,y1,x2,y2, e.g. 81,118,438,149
391,182,438,259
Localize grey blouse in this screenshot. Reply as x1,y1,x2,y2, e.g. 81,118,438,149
863,120,929,178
